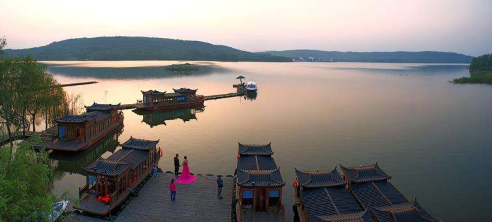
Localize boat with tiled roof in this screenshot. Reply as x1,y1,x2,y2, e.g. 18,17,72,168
294,167,374,222
45,103,124,152
74,137,161,218
340,163,439,222
235,142,286,221
136,88,205,111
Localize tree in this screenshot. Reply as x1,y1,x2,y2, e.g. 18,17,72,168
0,37,6,55
0,139,55,221
0,59,24,148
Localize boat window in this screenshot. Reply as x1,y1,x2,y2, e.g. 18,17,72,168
59,126,66,139
242,190,254,206
268,190,280,207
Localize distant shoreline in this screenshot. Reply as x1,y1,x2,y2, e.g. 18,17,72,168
5,36,475,63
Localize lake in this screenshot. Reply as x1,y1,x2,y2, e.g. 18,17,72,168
44,61,492,222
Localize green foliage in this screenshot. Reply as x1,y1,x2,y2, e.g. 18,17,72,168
469,54,492,72
453,72,492,84
5,36,291,62
0,37,6,56
0,139,55,222
453,54,492,85
263,50,474,63
0,56,69,146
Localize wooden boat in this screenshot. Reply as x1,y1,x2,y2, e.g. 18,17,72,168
235,142,286,222
46,103,124,152
74,137,161,217
136,88,205,111
294,167,374,222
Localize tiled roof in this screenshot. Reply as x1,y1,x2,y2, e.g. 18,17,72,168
236,168,284,187
340,163,392,183
238,142,273,156
316,210,374,222
85,159,130,176
85,102,121,112
173,88,197,94
350,181,408,208
142,90,166,95
295,167,346,188
237,155,277,171
57,111,111,123
301,187,373,222
370,200,439,222
85,148,150,176
121,137,159,151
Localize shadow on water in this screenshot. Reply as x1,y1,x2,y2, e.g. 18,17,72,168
245,91,258,101
132,106,205,128
328,64,470,75
50,126,123,176
46,64,230,80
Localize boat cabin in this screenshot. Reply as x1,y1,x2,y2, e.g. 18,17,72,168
340,163,439,222
294,167,374,222
235,142,285,221
48,103,123,151
75,137,160,217
138,88,204,111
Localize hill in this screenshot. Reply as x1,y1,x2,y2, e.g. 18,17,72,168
262,50,474,63
5,37,290,62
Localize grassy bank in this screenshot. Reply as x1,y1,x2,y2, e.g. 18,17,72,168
453,71,492,84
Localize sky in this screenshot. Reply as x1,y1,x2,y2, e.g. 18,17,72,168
1,0,491,56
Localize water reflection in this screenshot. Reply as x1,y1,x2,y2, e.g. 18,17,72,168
133,106,205,128
329,64,469,75
51,127,123,176
46,64,229,79
244,91,258,101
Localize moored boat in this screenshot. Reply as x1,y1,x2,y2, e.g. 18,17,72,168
245,82,257,92
74,137,161,217
136,88,205,111
46,103,124,152
234,142,286,221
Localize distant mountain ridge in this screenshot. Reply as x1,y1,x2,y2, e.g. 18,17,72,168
262,50,474,63
5,37,474,63
5,36,290,62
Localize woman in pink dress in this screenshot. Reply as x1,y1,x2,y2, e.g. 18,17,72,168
176,156,197,184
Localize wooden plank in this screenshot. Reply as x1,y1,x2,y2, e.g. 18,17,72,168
65,173,234,222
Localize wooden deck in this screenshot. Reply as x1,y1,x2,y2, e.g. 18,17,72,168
204,92,245,101
64,173,234,222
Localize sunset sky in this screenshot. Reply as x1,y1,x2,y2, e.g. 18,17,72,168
1,0,491,56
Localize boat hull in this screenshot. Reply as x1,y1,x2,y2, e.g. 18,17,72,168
137,99,205,111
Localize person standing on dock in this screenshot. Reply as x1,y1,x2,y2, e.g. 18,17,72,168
174,154,180,176
217,175,224,199
169,179,177,202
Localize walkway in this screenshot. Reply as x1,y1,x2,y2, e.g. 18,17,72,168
65,172,234,222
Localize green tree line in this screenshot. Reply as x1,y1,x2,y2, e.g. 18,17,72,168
453,54,492,85
0,38,70,221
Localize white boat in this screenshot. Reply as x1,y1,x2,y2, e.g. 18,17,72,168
245,82,257,92
33,200,69,222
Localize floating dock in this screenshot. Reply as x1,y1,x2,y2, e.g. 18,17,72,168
64,173,234,222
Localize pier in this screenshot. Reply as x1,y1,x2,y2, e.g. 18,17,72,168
65,173,234,222
204,92,245,101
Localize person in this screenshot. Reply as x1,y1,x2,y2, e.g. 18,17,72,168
217,175,224,199
176,156,197,184
174,154,180,176
169,179,177,202
151,164,157,178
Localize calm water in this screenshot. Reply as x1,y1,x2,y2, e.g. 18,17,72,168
44,61,492,222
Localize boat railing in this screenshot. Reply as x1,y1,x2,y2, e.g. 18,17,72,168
109,190,119,205
79,184,89,198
